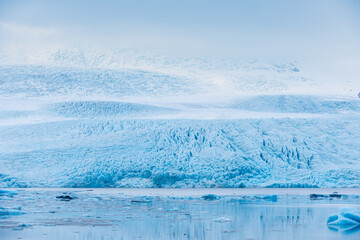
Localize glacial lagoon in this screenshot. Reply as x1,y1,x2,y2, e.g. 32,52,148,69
1,188,360,240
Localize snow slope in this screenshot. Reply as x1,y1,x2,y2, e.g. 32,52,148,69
0,54,359,188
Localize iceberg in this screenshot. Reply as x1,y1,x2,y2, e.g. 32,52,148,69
327,208,360,227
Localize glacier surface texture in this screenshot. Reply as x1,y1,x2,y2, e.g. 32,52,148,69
0,57,359,188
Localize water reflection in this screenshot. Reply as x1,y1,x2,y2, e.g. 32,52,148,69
328,224,360,234
0,190,360,240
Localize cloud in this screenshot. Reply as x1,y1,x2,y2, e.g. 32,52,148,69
0,22,59,38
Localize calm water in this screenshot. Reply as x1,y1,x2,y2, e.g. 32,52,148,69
1,189,360,240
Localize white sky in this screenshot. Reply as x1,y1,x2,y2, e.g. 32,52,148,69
0,0,359,93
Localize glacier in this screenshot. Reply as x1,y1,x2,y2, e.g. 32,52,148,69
0,58,359,188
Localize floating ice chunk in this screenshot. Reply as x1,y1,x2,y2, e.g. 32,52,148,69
201,194,220,201
130,199,151,204
310,194,328,200
327,215,338,224
329,193,342,199
12,228,24,231
56,195,77,201
311,193,344,200
263,195,278,202
327,207,360,227
329,217,359,226
343,212,360,223
18,223,32,228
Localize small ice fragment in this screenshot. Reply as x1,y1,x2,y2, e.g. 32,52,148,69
201,194,220,201
263,195,278,202
310,194,328,200
329,193,342,199
56,195,76,201
130,199,150,203
18,223,32,228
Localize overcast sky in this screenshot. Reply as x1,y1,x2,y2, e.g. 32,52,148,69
1,0,359,86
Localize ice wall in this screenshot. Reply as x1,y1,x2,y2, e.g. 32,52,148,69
0,62,359,188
